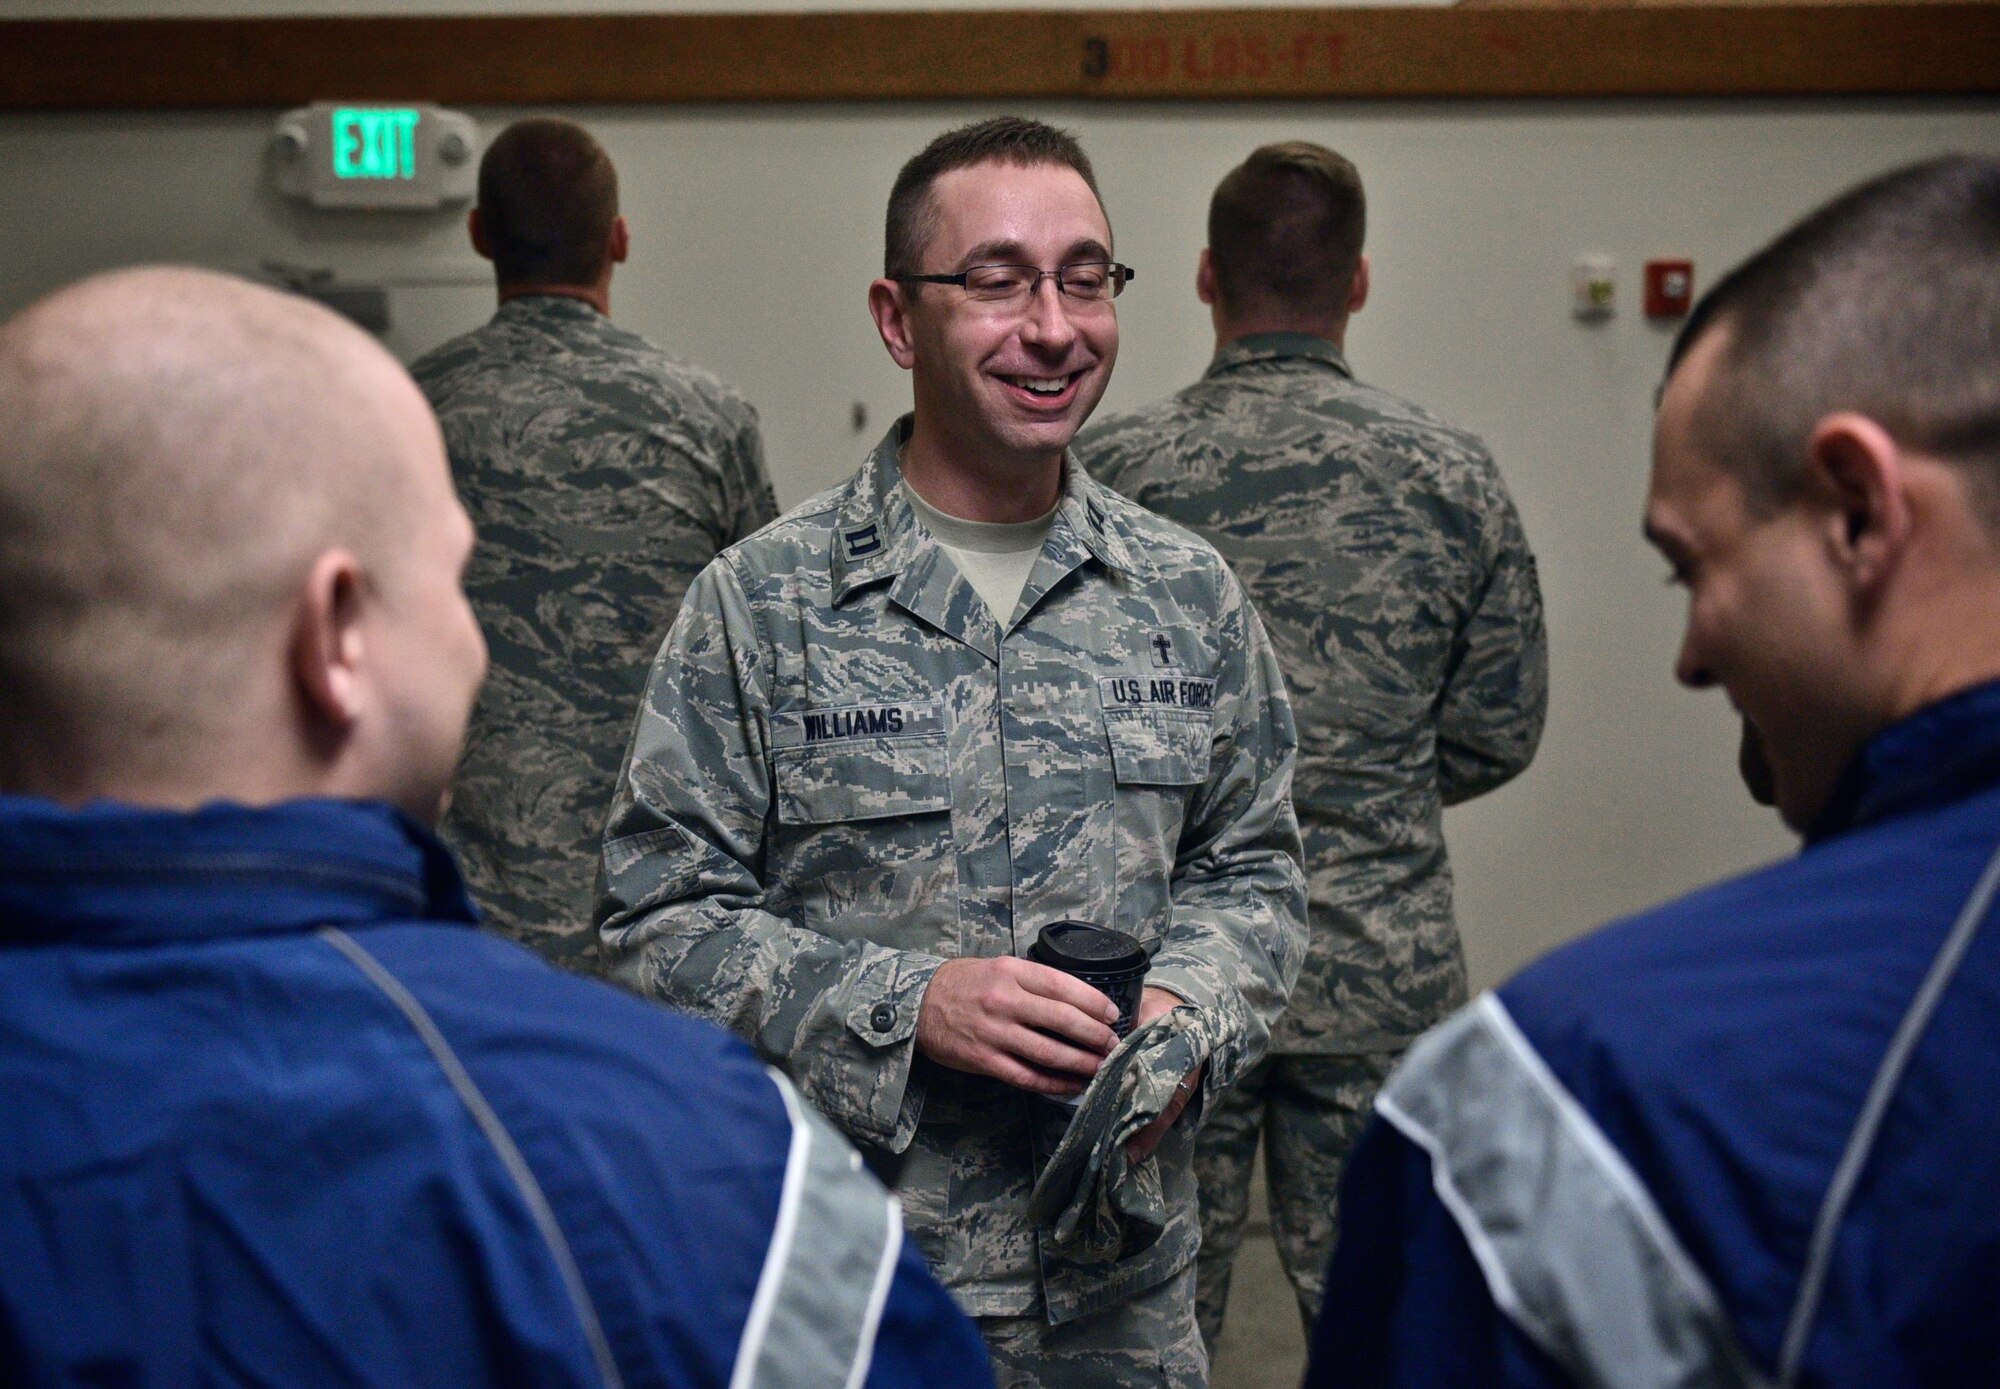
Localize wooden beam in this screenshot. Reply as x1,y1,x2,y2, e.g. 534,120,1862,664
2,5,1996,111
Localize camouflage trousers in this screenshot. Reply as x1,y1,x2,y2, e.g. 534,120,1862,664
1192,1051,1400,1349
979,1264,1206,1389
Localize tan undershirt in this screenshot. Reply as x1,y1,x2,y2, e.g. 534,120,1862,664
901,482,1058,627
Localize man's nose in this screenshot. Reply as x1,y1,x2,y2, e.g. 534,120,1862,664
1019,277,1078,351
1674,629,1715,689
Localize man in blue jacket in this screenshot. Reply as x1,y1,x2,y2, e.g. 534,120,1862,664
0,265,992,1389
1310,155,2000,1387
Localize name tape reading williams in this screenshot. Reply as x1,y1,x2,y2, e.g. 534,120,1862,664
1100,675,1217,711
771,700,947,747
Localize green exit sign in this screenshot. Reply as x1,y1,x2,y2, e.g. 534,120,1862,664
274,102,477,210
331,108,421,181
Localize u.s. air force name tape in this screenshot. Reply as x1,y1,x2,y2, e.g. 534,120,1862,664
1099,674,1217,711
769,700,947,748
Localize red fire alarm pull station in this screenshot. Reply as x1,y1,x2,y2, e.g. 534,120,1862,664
1645,259,1696,318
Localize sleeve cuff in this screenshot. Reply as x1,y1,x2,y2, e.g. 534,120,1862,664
808,951,946,1154
1144,956,1226,1014
1144,955,1250,1089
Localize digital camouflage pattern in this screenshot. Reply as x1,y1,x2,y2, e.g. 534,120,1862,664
1083,333,1546,1054
1187,1050,1398,1344
1027,1006,1224,1265
980,1263,1205,1389
598,419,1307,1326
1082,330,1546,1342
411,294,776,967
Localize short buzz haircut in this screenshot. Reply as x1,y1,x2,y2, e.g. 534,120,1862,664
477,117,620,288
884,116,1103,278
0,267,426,788
1207,142,1366,321
1667,155,2000,520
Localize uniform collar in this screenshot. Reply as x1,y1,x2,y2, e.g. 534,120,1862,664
0,797,477,947
1810,678,2000,843
494,293,604,325
828,416,1139,612
1204,332,1353,381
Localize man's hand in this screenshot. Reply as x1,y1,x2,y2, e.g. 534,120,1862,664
1126,986,1203,1163
915,956,1120,1097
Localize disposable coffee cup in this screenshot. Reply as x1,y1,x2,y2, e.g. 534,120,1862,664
1028,921,1149,1039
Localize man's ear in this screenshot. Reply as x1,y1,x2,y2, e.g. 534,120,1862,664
291,549,369,740
1196,249,1218,307
468,207,492,263
607,214,630,266
1807,411,1908,592
1348,254,1371,317
868,279,919,370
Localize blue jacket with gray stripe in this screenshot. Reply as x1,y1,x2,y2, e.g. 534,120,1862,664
0,796,992,1389
1309,680,2000,1389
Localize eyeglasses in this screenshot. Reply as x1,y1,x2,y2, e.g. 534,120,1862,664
896,261,1136,307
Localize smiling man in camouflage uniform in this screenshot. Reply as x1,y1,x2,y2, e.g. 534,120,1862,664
598,117,1307,1388
412,118,776,966
1083,141,1547,1349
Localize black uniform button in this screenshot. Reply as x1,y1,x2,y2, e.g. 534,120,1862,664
870,1003,897,1033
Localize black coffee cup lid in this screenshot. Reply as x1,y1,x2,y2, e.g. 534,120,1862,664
1030,920,1147,974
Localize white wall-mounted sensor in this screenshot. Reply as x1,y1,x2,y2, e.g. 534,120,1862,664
1572,253,1616,320
270,103,478,212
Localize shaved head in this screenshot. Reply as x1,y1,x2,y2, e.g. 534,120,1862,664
1666,156,2000,519
0,267,481,811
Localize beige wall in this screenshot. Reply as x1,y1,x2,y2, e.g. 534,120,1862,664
3,82,1995,987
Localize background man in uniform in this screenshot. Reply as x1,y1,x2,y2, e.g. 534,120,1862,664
1310,155,2000,1387
0,265,987,1387
598,116,1307,1388
413,116,776,966
1084,141,1547,1347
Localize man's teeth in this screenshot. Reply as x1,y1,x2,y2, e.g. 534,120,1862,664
1006,375,1071,395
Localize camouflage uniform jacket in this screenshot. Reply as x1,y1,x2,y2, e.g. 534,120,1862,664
410,295,776,966
1083,333,1546,1054
599,420,1307,1321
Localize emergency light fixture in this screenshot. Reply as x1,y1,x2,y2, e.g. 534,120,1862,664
271,103,478,211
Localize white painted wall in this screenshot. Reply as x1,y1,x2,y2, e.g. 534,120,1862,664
3,88,1995,988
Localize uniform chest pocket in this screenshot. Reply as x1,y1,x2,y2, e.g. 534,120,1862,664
1103,708,1213,786
1099,706,1213,946
773,734,952,824
770,732,958,951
